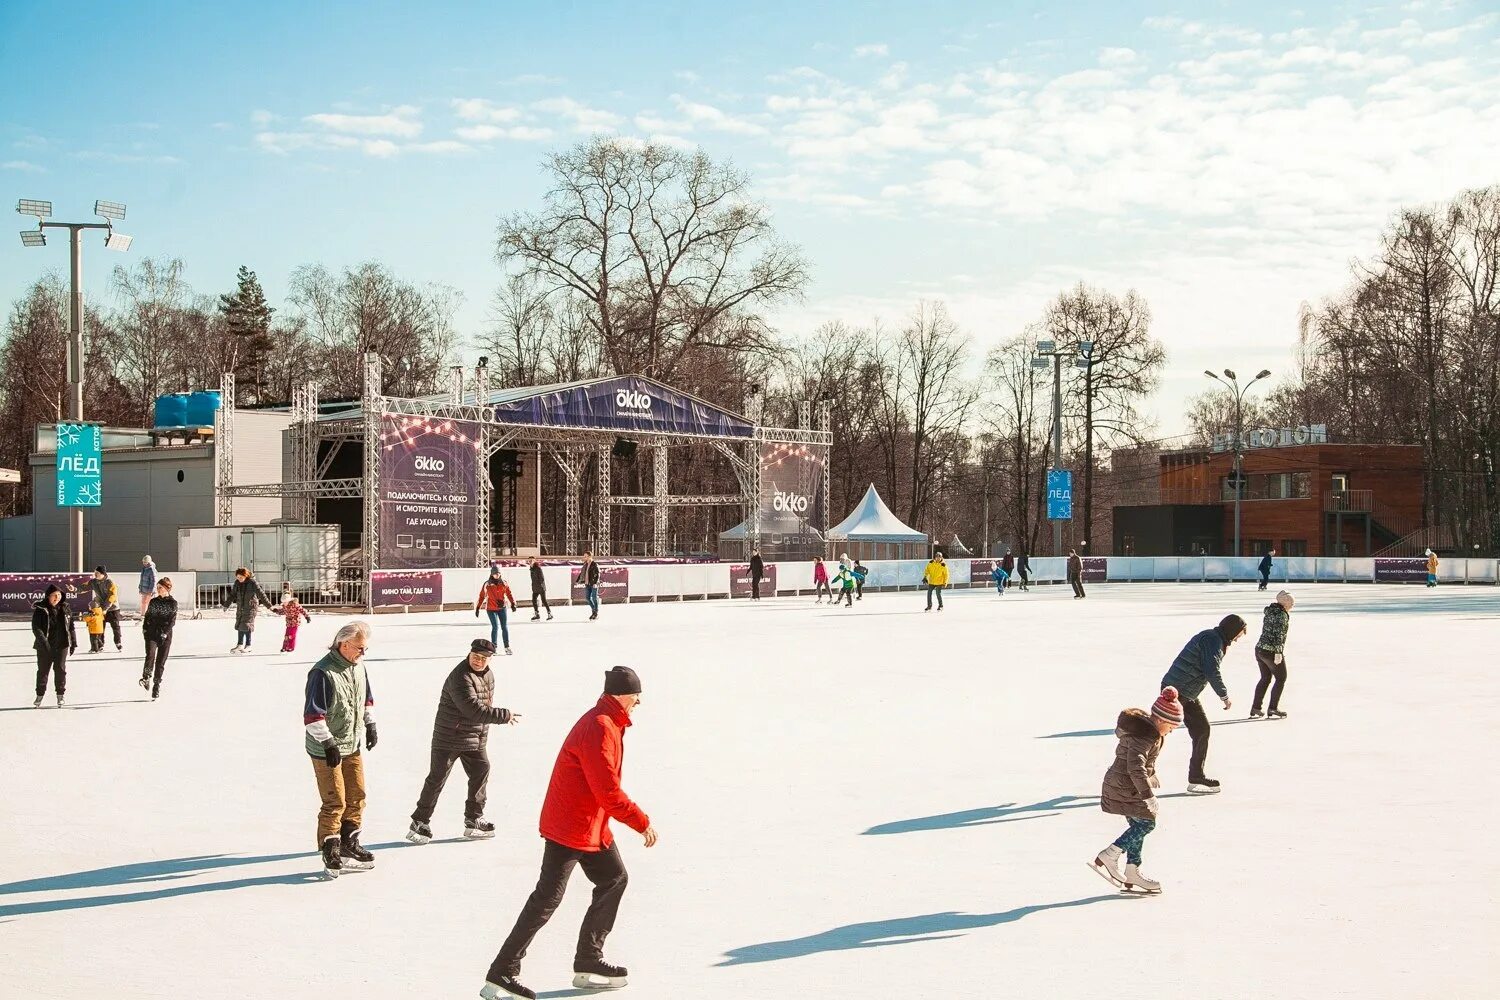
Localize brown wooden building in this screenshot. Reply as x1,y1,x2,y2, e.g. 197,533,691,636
1113,443,1427,557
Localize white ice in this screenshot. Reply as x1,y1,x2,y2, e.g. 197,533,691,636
2,583,1495,1000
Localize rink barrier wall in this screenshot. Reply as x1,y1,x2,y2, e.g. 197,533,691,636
356,556,1500,613
0,570,198,616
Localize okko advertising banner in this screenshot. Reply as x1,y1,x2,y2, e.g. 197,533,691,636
1082,557,1109,583
0,573,94,614
754,441,828,536
572,566,629,604
970,559,999,586
730,563,778,598
377,415,481,569
1373,558,1429,584
56,422,103,507
1046,469,1073,521
370,570,444,607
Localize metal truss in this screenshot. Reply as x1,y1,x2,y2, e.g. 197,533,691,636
222,478,362,498
551,447,588,554
595,443,611,556
361,355,383,610
214,373,235,526
473,362,491,566
818,403,832,535
609,494,741,507
652,445,669,555
757,425,831,446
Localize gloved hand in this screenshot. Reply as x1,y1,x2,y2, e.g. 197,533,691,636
321,740,341,768
475,608,481,618
1274,653,1283,665
365,722,378,750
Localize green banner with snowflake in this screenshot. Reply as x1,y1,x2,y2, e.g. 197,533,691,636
56,422,102,507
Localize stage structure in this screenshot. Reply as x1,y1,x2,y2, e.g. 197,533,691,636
218,354,832,609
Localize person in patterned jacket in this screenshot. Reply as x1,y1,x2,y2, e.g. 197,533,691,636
1251,591,1294,719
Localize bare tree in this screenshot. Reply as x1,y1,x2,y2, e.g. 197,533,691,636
984,332,1053,556
480,274,553,387
899,302,976,528
112,257,194,423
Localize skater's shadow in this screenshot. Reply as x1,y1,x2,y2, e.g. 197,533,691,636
1037,727,1114,739
0,871,325,917
717,895,1124,965
0,700,141,712
863,794,1192,836
1211,718,1264,727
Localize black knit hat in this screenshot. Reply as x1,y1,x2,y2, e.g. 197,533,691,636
604,665,642,696
1217,614,1248,643
470,638,496,654
95,565,107,575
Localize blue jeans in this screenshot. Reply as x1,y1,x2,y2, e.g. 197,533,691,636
486,609,510,649
586,586,600,615
1112,816,1157,864
925,585,943,609
237,629,252,647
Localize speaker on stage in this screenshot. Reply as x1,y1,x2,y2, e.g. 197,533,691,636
612,438,637,460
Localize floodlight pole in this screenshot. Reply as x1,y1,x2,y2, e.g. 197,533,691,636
1205,368,1271,558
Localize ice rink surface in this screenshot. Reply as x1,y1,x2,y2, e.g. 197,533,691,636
2,582,1496,1000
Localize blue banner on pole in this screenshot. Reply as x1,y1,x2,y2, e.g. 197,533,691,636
1047,468,1072,521
56,423,102,507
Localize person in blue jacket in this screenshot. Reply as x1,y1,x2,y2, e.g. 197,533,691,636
851,560,868,601
989,563,1010,595
1160,614,1245,793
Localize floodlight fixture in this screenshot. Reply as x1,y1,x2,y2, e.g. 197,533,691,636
1256,368,1272,380
1204,370,1217,379
1077,340,1094,355
20,229,47,247
1035,340,1056,354
95,199,127,221
104,231,133,252
17,199,53,219
1223,368,1237,381
1031,357,1049,370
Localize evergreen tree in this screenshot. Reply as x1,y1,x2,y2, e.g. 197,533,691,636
218,265,275,401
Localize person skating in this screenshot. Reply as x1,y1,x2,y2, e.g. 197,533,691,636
1001,550,1015,592
1425,548,1439,587
579,553,601,621
476,567,519,654
223,567,274,653
279,591,312,653
1067,549,1086,599
89,566,124,651
529,557,553,620
138,578,178,700
1017,550,1032,591
31,584,72,708
831,563,856,607
481,667,657,1000
924,552,948,611
852,559,868,600
749,549,765,600
84,603,107,653
990,562,1010,595
1250,591,1294,719
1160,614,1245,793
137,555,157,615
1091,686,1184,893
304,621,379,878
812,556,831,603
407,638,522,845
1257,549,1275,591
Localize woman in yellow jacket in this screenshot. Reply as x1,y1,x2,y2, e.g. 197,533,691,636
924,553,949,611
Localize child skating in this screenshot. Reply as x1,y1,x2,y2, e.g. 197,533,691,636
1090,686,1184,893
831,563,856,607
279,592,312,653
990,562,1010,595
84,604,107,653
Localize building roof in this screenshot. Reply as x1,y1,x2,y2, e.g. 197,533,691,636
827,485,928,542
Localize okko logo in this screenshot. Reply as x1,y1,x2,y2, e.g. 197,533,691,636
615,388,653,412
772,489,809,513
414,455,446,473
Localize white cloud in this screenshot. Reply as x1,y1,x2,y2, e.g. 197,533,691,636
455,124,553,142
451,98,522,123
2,159,44,172
854,43,889,58
1099,47,1139,67
250,109,278,126
534,97,622,132
670,95,766,134
304,105,423,137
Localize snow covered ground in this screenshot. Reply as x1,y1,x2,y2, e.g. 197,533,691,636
2,582,1495,1000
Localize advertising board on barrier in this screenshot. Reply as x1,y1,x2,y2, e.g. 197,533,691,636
730,563,777,598
377,415,481,570
1083,557,1108,582
1373,558,1428,584
970,559,997,586
371,570,444,607
0,573,95,614
573,566,629,604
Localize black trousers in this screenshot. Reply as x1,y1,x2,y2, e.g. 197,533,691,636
142,635,172,693
751,575,761,599
489,839,629,978
532,590,550,615
1252,647,1287,712
1183,695,1211,781
925,584,944,609
1069,574,1086,598
103,608,123,645
1019,569,1029,589
1258,570,1270,590
35,647,68,697
855,579,863,600
412,747,491,823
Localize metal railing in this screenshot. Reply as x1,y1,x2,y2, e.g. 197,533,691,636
1325,490,1373,512
196,566,367,613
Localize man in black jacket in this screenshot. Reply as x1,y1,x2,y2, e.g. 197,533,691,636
749,549,765,600
579,552,601,621
407,638,522,844
139,577,178,701
1257,549,1275,591
529,556,553,621
32,584,73,708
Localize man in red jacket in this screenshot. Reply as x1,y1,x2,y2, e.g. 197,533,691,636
482,666,658,1000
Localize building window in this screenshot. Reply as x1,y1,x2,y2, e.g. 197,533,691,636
1222,472,1313,501
1281,539,1308,557
1331,473,1349,494
1249,539,1274,556
1121,534,1136,556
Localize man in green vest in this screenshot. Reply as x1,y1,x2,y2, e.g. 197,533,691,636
303,620,379,878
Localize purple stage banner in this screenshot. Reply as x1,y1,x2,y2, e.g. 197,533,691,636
370,570,444,607
1082,557,1108,583
0,573,95,614
377,415,481,569
572,566,629,604
490,376,754,438
1374,558,1428,583
730,563,777,598
971,559,998,585
753,440,828,537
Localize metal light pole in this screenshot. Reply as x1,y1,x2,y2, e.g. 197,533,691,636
17,199,133,572
1205,367,1271,557
1034,340,1073,555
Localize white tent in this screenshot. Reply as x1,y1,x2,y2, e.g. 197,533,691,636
827,484,929,559
945,534,973,557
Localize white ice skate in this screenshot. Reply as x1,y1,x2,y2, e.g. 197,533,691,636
1121,863,1162,894
1089,844,1125,887
573,960,628,990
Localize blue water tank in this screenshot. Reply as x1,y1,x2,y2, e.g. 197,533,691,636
153,393,189,428
185,391,222,427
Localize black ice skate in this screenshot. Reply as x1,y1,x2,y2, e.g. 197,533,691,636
464,817,496,840
1186,776,1222,795
339,823,374,871
320,837,342,879
481,975,536,1000
1249,708,1264,718
406,820,433,845
573,959,628,990
1267,709,1288,719
139,676,150,692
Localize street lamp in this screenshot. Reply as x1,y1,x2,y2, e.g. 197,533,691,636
1034,339,1072,555
1204,367,1272,558
17,198,134,572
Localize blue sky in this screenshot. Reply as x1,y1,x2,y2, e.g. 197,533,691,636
3,0,1498,436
